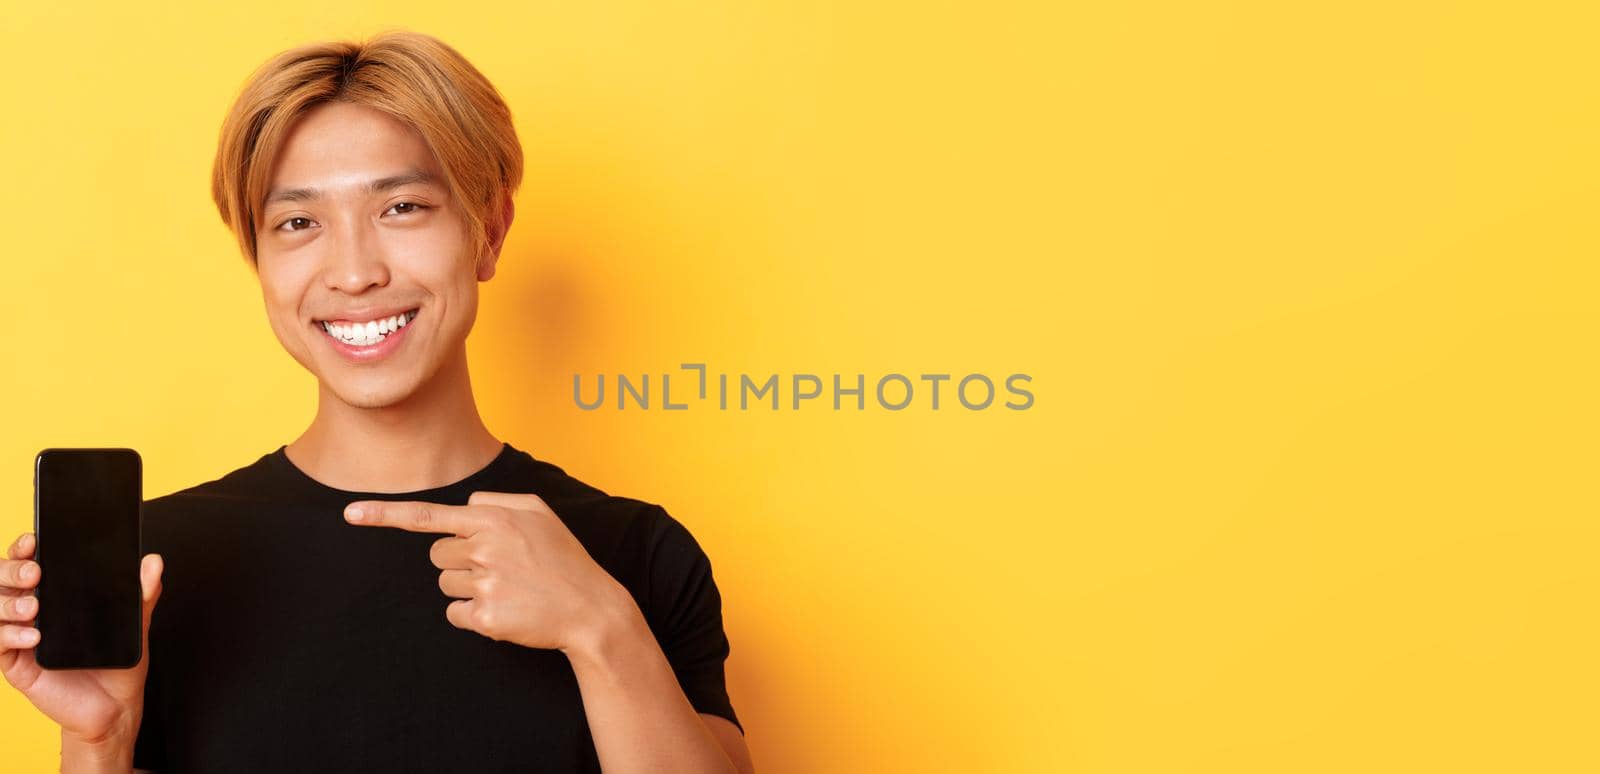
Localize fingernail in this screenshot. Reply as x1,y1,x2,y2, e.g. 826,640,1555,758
345,505,365,522
18,597,33,614
22,628,38,645
22,564,36,581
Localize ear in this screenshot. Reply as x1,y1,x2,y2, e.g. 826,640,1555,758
477,192,516,282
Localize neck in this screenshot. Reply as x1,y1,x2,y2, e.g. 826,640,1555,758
284,344,504,493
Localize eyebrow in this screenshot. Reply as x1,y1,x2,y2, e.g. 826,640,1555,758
265,169,438,205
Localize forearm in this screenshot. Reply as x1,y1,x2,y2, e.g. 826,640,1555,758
60,723,136,774
563,586,736,774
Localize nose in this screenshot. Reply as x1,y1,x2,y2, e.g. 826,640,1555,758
321,211,391,294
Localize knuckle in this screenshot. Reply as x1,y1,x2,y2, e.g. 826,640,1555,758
2,596,31,621
472,605,495,630
1,624,34,648
476,507,507,529
414,505,434,529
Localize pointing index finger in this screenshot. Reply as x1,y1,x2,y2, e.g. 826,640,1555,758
344,500,485,536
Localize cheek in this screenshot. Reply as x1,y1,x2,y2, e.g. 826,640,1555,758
390,248,480,316
257,272,312,334
437,277,481,330
391,230,473,275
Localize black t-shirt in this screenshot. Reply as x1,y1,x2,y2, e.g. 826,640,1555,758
131,442,740,773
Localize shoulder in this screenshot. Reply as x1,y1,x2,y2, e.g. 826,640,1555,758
487,449,673,566
642,505,714,573
505,452,717,591
138,449,283,547
494,450,653,533
143,448,284,510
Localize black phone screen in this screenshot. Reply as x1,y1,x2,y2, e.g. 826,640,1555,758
32,448,143,669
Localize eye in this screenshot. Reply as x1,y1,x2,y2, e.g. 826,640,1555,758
276,216,316,233
386,201,429,216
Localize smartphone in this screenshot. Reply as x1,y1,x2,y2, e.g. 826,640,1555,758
32,448,143,670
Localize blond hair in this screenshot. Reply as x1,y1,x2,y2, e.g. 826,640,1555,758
211,29,522,268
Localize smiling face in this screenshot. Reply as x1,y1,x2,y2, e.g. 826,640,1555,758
255,100,499,409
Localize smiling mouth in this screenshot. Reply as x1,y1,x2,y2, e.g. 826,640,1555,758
317,308,420,347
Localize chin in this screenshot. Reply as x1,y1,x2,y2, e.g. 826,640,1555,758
326,378,421,409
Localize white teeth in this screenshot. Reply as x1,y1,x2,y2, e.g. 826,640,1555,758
320,309,417,346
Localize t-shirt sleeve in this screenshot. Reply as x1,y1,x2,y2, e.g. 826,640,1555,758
644,506,743,735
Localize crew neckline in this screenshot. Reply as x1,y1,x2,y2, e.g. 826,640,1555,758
268,442,517,499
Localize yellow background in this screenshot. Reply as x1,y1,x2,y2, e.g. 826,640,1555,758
1,2,1596,771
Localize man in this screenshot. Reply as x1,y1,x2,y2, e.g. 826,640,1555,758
0,29,754,773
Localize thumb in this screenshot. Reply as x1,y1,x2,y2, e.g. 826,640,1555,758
140,553,163,636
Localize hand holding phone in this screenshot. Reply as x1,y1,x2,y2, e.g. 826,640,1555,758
1,449,166,746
